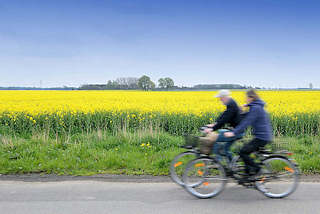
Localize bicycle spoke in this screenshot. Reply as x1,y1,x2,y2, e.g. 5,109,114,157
183,157,227,199
255,157,299,198
170,152,197,186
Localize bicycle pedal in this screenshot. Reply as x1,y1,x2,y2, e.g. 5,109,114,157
225,171,233,177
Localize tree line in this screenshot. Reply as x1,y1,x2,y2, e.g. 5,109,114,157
79,75,176,91
79,75,249,91
0,75,250,91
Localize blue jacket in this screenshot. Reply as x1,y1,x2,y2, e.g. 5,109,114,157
233,99,273,141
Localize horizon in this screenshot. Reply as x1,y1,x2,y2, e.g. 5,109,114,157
1,0,319,88
0,81,317,89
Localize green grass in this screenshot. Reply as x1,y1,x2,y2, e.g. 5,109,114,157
1,111,320,137
0,131,319,175
0,131,182,175
272,136,320,174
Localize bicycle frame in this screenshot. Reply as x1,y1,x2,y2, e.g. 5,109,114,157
229,150,299,186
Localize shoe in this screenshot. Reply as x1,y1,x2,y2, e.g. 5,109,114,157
240,172,258,184
238,176,252,184
225,169,233,177
248,167,260,176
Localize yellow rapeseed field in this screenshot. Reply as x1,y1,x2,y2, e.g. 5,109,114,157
0,90,319,136
0,90,319,116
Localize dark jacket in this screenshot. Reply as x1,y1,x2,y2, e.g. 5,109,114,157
233,99,273,141
213,98,241,131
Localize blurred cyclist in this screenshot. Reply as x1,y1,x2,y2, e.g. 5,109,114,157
224,89,273,177
199,90,242,161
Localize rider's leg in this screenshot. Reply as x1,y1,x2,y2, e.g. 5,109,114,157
240,138,268,175
212,130,229,160
215,129,236,161
224,141,235,162
240,139,260,175
212,143,222,161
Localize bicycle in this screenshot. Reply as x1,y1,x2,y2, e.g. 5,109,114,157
182,146,300,199
170,135,201,186
170,127,239,186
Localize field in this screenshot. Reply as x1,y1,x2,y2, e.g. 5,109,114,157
0,90,319,175
0,90,320,136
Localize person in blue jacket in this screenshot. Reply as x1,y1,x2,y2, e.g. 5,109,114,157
224,89,273,176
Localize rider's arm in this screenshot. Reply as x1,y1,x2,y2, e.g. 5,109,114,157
233,106,259,136
206,123,216,128
239,112,248,121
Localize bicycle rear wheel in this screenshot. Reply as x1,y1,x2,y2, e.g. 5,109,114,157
182,157,227,199
255,156,299,198
170,151,198,186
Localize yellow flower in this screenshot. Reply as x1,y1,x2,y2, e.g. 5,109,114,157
0,90,319,129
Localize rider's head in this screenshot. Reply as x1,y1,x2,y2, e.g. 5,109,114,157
246,89,260,103
215,90,231,105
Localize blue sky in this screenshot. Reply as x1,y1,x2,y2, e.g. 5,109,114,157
0,0,319,88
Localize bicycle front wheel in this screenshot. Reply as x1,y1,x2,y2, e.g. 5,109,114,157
182,157,227,199
255,156,299,198
170,151,198,186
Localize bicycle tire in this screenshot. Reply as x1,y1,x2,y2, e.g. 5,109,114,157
255,155,299,198
170,151,198,186
182,157,227,199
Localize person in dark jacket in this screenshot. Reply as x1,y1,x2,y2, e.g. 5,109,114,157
224,89,273,176
210,90,242,131
199,90,243,160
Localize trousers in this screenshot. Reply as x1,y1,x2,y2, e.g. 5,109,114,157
240,138,269,174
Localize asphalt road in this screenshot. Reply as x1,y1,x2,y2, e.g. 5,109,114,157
0,181,319,214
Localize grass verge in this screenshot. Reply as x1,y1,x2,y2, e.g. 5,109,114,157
0,131,319,175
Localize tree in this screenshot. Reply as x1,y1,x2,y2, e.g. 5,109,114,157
138,75,155,91
309,83,313,89
158,78,166,89
106,80,119,89
158,77,174,90
126,77,139,89
164,77,174,89
106,80,114,89
106,77,139,90
116,78,127,89
150,81,155,90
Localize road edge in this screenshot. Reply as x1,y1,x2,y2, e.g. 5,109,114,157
0,174,320,183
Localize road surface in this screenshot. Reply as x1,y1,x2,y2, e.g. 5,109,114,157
0,181,319,214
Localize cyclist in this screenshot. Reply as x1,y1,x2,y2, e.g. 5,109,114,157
199,89,242,161
224,89,273,177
